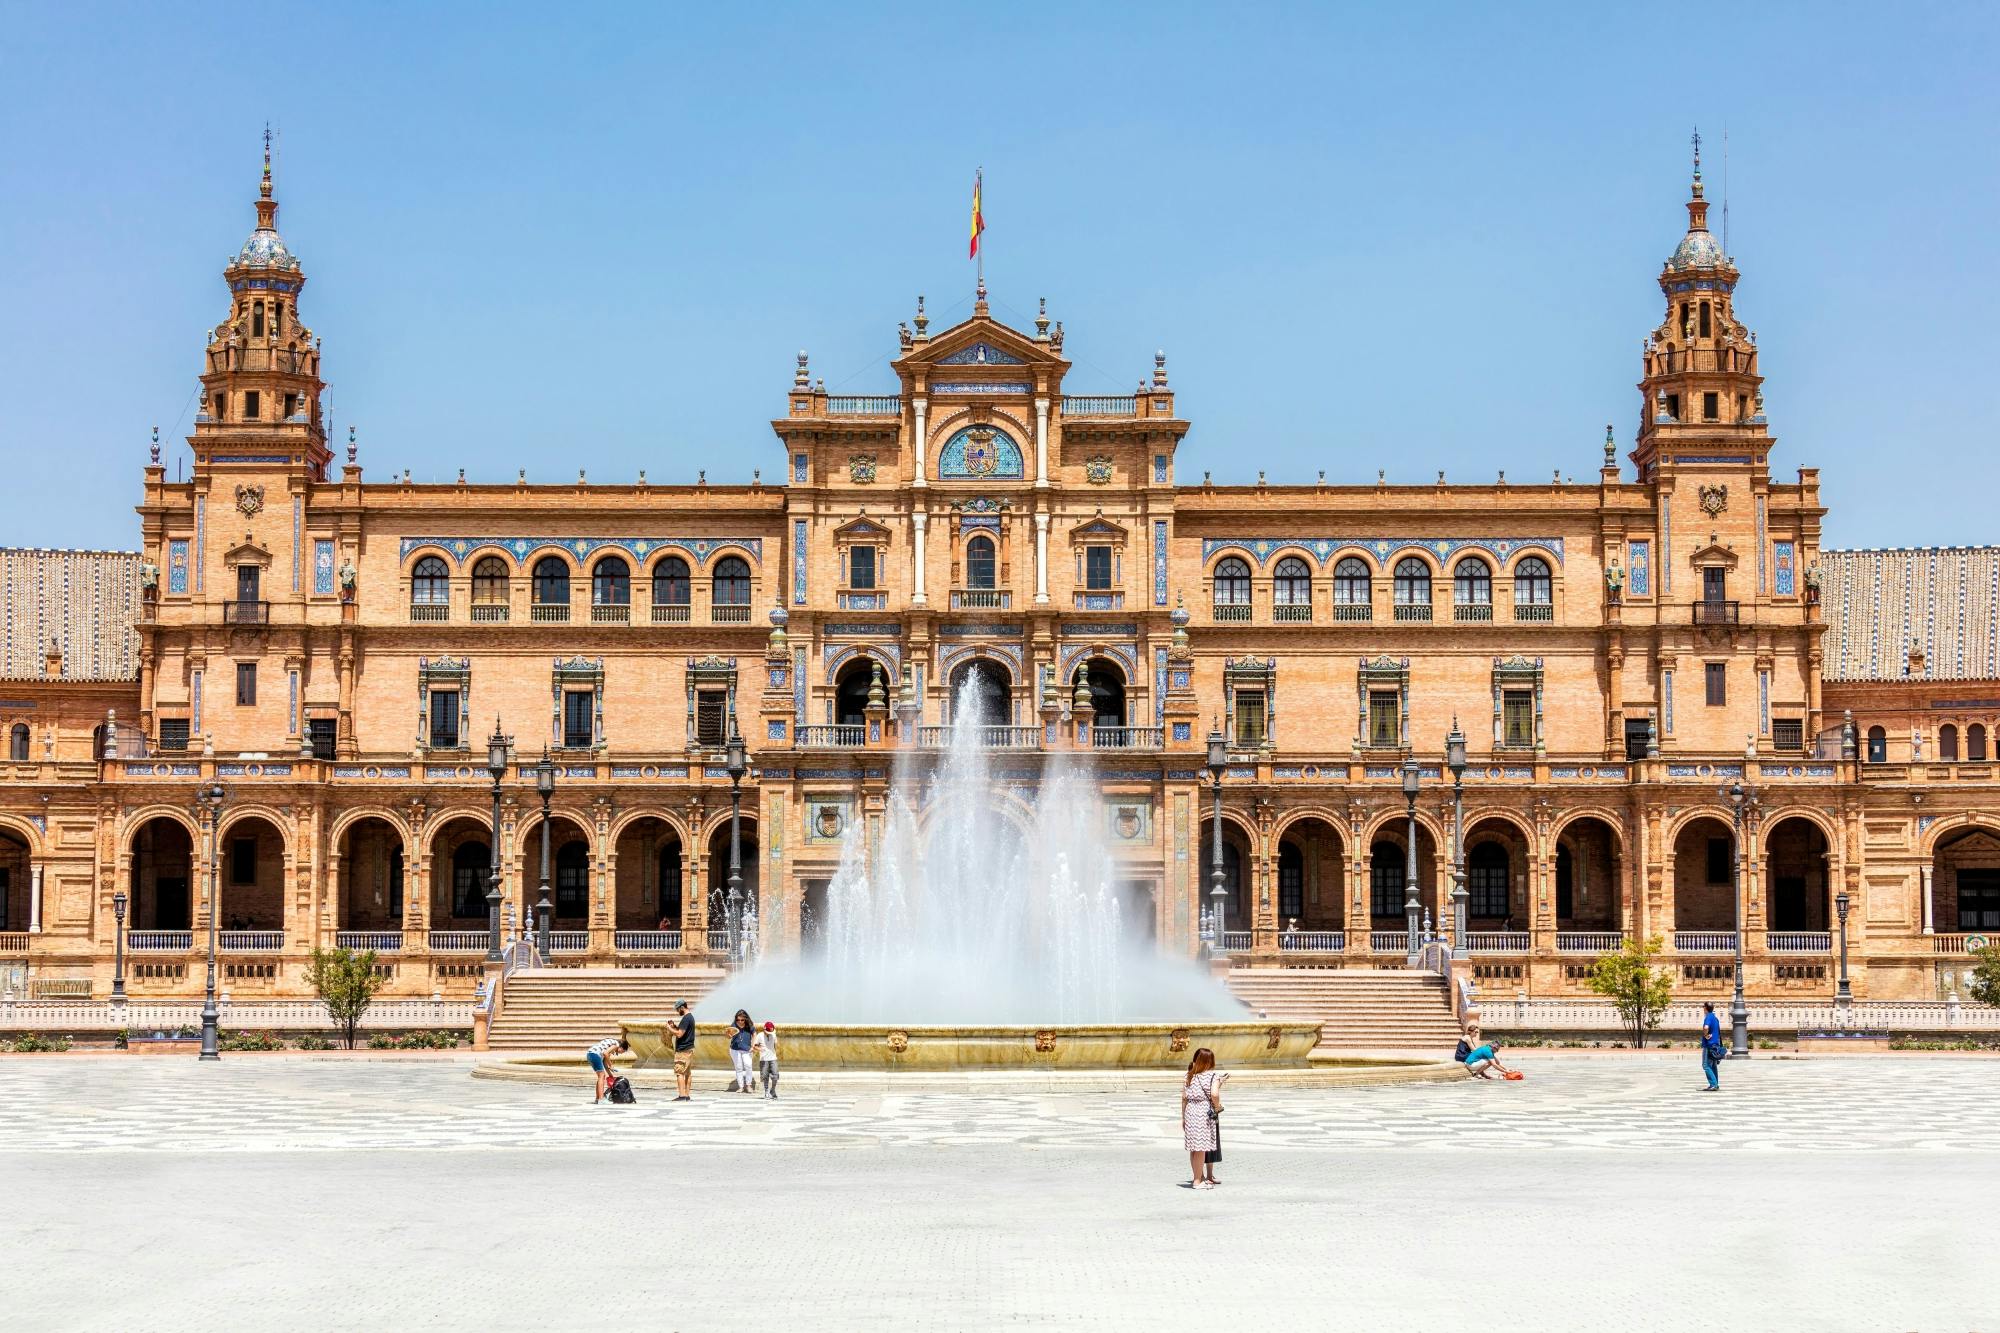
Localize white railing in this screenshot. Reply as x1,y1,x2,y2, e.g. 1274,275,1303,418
530,603,571,622
1332,603,1372,622
0,932,31,954
1465,931,1530,952
706,929,731,952
1211,603,1251,622
1555,931,1625,954
1454,603,1493,622
1278,931,1345,951
650,603,691,623
1272,603,1312,622
1767,932,1832,953
1476,997,2000,1034
408,603,449,622
547,931,588,953
1369,930,1409,953
711,605,752,623
917,725,1042,749
1091,726,1164,750
219,931,285,953
799,724,865,748
1062,395,1138,417
127,931,193,952
827,395,902,415
1674,931,1738,952
1933,935,1982,955
590,603,631,623
1514,603,1555,622
1393,602,1433,622
0,997,471,1033
1218,931,1252,953
952,590,1008,610
428,931,490,952
471,602,510,622
615,930,682,951
334,931,403,952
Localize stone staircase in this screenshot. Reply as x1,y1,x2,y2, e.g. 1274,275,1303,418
486,968,728,1051
1225,970,1464,1051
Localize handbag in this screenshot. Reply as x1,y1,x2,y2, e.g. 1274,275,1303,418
1204,1116,1223,1165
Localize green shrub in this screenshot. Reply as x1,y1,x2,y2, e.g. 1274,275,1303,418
304,946,385,1050
1967,943,2000,1007
220,1030,284,1052
293,1033,333,1051
365,1029,468,1051
8,1033,71,1053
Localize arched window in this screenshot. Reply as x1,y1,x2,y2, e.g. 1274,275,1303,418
1393,558,1431,607
833,659,875,728
1454,557,1492,607
8,723,28,762
965,537,997,591
1273,557,1311,609
532,557,571,606
1514,557,1553,607
1082,658,1127,730
1334,558,1372,609
252,303,265,338
1368,841,1406,920
1940,724,1960,762
471,557,509,606
1213,557,1251,606
591,556,630,606
712,556,752,606
555,840,590,918
1865,725,1887,764
652,557,691,611
1467,842,1510,920
451,842,491,918
1970,724,1989,763
411,556,449,606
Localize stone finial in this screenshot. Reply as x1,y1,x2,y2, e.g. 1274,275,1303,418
868,662,888,711
150,425,160,465
517,468,526,483
458,467,466,484
767,604,789,651
638,469,647,484
1072,666,1092,712
795,351,810,388
1153,350,1169,390
578,468,586,484
1035,298,1049,341
698,470,707,485
913,295,928,337
347,425,357,465
1497,470,1506,485
202,731,215,757
814,378,825,393
402,469,411,484
1604,424,1616,467
752,468,760,484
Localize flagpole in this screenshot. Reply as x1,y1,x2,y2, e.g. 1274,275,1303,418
976,165,983,293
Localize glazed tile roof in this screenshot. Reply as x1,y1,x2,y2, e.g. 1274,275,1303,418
0,548,140,681
1822,547,2000,682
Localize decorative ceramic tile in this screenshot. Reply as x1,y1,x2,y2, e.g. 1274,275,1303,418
1200,536,1564,567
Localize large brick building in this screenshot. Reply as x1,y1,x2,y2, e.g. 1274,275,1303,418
3,143,1996,1009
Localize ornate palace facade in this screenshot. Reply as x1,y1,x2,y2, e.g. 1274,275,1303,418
3,148,1997,1009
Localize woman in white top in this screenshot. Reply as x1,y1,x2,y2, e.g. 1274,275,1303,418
1181,1047,1226,1190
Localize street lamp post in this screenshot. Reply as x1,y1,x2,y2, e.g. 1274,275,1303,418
534,748,556,959
1206,728,1228,956
1445,722,1469,960
196,781,226,1060
1834,888,1854,1014
1724,779,1758,1057
725,729,748,963
1401,759,1422,966
485,721,511,962
111,890,129,1004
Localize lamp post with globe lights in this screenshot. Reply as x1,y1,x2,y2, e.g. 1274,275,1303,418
484,722,511,962
1206,728,1229,956
1401,759,1422,966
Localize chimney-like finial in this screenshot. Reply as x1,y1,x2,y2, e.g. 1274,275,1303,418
1604,424,1616,467
794,350,809,389
914,294,928,337
346,424,357,466
1153,350,1169,390
1035,297,1049,341
149,425,160,465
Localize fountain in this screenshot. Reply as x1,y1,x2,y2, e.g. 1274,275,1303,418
623,667,1322,1069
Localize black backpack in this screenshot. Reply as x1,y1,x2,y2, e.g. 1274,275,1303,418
607,1075,635,1104
1453,1039,1471,1063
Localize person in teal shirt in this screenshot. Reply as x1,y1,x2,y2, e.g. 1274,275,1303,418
1464,1040,1516,1079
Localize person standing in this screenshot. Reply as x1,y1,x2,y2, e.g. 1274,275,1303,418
585,1034,628,1104
1700,1001,1724,1091
753,1020,780,1099
671,1000,697,1102
1182,1048,1226,1190
728,1009,757,1094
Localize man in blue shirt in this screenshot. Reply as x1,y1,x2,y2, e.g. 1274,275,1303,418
1700,1002,1723,1090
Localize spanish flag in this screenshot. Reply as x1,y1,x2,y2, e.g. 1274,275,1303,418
969,168,985,259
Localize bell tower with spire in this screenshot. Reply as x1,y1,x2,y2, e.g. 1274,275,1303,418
192,126,330,478
1632,130,1771,475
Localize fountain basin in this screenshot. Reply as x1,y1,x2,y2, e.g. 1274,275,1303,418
620,1020,1323,1070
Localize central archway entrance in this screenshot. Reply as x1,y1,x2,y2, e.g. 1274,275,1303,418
948,659,1012,727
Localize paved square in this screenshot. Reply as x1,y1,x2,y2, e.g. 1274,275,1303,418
2,1054,1993,1331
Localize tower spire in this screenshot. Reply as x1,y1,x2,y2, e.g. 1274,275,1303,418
1686,126,1709,233
254,124,280,233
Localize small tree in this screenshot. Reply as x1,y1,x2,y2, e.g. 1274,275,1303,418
304,947,384,1049
1967,942,2000,1007
1586,934,1675,1048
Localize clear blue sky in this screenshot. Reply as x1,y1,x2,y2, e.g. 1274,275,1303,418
3,4,1995,551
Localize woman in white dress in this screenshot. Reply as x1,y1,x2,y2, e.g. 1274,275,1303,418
1182,1048,1226,1189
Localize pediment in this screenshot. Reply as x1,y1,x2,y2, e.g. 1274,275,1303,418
900,313,1061,375
1069,517,1129,545
833,516,892,541
224,537,272,566
1688,541,1739,569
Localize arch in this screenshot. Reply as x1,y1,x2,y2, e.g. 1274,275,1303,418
1200,815,1258,932
0,824,30,935
1452,555,1493,606
938,424,1026,480
1512,555,1553,606
9,722,30,762
613,814,685,930
410,555,450,607
215,805,293,850
650,554,692,607
965,535,998,590
1078,655,1127,729
948,657,1012,726
591,555,631,606
516,810,596,861
1333,556,1373,606
1499,544,1565,574
1463,814,1533,926
1940,723,1961,762
1273,556,1312,609
336,814,407,931
1274,815,1345,931
0,811,45,857
1552,814,1623,930
711,555,753,606
399,543,459,576
1865,725,1887,763
1763,815,1833,932
1364,814,1444,925
833,657,877,727
214,813,287,931
1919,814,2000,859
1670,813,1738,930
1460,807,1538,846
1970,723,1989,762
1934,826,2000,933
706,816,762,928
1210,555,1252,607
127,815,195,930
552,838,591,923
428,814,495,924
1393,556,1432,608
531,555,573,605
471,555,511,607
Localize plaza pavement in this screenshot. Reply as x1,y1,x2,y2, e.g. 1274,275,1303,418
1,1053,1993,1331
